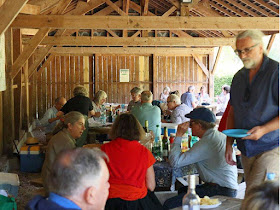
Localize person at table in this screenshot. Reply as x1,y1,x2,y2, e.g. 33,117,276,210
92,90,107,118
57,86,95,147
101,113,162,210
159,86,170,103
127,87,142,112
197,86,211,105
216,85,230,116
181,86,197,110
225,30,279,196
162,94,192,124
131,90,161,136
39,96,66,141
42,111,86,194
163,108,238,210
27,148,109,210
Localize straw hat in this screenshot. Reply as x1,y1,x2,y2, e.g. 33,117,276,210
25,137,39,145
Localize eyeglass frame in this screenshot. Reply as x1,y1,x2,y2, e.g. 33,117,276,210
234,43,259,56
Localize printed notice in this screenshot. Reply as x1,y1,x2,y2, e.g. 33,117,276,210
120,69,129,82
0,33,6,91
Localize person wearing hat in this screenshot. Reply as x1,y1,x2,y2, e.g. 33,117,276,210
163,108,238,210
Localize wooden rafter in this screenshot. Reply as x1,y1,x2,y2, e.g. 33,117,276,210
40,36,235,46
211,46,222,73
12,15,279,30
20,4,41,14
10,0,73,79
50,46,214,55
104,0,127,15
192,54,210,77
68,0,105,15
266,34,276,54
162,5,177,17
0,0,28,35
253,0,278,14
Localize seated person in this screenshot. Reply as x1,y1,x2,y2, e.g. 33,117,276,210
127,87,142,112
241,181,279,210
131,91,161,136
101,113,162,210
163,94,192,124
41,111,85,193
39,97,66,140
92,90,107,118
216,85,230,116
197,86,211,105
170,90,180,97
160,86,171,103
181,86,197,110
27,148,109,210
163,108,238,210
57,86,95,147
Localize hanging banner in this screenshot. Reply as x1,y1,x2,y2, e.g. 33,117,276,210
120,69,129,82
0,33,6,91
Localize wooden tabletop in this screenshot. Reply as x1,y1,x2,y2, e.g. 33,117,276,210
172,195,242,210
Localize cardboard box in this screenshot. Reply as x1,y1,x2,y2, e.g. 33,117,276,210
161,123,177,136
0,173,20,198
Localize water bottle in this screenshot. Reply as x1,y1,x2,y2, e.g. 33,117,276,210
182,175,200,210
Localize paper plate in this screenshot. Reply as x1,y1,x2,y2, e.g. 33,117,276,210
200,201,222,209
222,129,250,138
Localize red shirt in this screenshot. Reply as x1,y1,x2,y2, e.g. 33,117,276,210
218,102,230,132
101,138,155,200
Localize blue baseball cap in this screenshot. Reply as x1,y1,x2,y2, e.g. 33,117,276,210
185,107,216,123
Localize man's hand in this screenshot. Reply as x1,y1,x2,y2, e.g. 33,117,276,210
176,122,190,137
243,126,265,140
225,143,236,166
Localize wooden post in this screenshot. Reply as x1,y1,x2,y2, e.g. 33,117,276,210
208,51,215,98
83,56,90,95
23,61,30,130
3,27,15,156
0,92,3,155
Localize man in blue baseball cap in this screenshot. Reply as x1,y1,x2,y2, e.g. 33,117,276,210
163,108,238,210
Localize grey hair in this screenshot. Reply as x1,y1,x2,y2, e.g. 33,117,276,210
141,90,153,102
163,86,171,93
169,94,181,105
130,87,142,95
73,86,88,97
188,86,195,92
241,181,279,210
93,90,107,104
236,30,266,54
50,148,108,197
52,111,84,135
55,97,64,104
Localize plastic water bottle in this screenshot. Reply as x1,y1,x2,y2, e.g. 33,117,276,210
100,111,106,125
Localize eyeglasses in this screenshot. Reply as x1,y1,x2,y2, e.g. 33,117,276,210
243,86,250,102
234,43,259,56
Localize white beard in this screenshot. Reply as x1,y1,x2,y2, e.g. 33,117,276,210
242,58,255,69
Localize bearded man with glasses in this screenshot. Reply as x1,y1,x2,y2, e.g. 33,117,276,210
225,30,279,197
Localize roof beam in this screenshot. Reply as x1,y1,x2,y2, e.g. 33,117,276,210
20,4,41,14
12,15,279,31
50,47,214,55
41,36,235,46
104,0,127,15
0,0,28,35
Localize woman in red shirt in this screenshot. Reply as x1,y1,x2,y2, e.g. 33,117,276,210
101,113,162,210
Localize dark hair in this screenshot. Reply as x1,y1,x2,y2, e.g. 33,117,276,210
241,181,279,210
109,113,146,141
50,148,108,197
192,119,215,130
223,85,230,93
